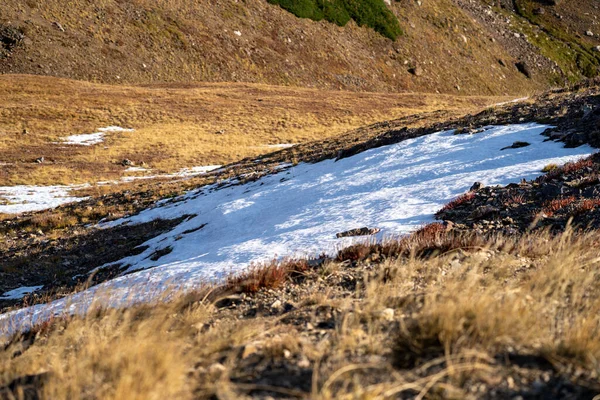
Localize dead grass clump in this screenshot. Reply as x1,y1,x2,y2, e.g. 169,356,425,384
224,259,311,294
437,192,476,213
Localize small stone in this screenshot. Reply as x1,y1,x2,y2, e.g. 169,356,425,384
408,66,423,76
586,30,594,37
306,322,314,330
468,205,499,220
22,128,28,135
52,21,65,32
121,159,133,166
470,181,484,191
271,299,282,309
380,308,395,321
242,343,260,359
298,356,310,368
35,157,44,164
501,141,530,150
208,363,226,377
283,349,292,359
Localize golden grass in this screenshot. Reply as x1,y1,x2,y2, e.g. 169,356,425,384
2,229,600,398
0,74,508,186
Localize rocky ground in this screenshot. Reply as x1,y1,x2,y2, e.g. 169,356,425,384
2,227,600,399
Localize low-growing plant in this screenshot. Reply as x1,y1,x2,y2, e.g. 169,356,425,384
437,192,476,214
542,196,576,217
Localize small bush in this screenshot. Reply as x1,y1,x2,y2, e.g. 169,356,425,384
267,0,403,40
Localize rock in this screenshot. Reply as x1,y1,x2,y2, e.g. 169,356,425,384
336,227,381,238
297,356,310,368
594,46,600,52
270,299,282,309
208,363,226,377
52,21,65,32
539,183,564,198
470,181,484,191
468,205,499,220
582,185,600,199
121,159,133,166
215,129,225,135
22,128,28,135
515,61,532,78
533,7,545,15
380,308,395,321
242,343,261,359
408,66,423,76
501,141,531,150
586,30,594,37
35,157,44,164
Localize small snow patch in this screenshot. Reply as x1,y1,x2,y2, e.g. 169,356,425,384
263,144,297,149
61,126,134,146
0,185,88,214
0,286,43,300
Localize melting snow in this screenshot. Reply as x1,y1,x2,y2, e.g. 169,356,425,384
61,126,134,146
0,185,88,214
0,123,595,337
0,286,44,300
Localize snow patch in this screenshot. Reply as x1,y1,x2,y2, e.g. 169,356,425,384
0,286,44,300
0,185,88,214
61,126,134,146
0,123,594,337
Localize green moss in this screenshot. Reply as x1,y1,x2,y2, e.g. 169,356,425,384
512,0,600,80
267,0,402,40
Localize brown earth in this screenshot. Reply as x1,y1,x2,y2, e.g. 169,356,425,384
1,0,599,95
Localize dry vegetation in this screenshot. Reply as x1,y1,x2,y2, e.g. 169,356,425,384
0,74,505,186
2,229,600,399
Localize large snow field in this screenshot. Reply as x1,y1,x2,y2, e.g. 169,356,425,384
0,123,595,337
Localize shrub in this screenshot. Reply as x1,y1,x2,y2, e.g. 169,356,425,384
267,0,403,40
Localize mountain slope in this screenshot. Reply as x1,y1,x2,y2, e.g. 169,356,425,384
1,0,598,94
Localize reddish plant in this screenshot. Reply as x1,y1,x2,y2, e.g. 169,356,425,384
539,157,595,182
542,196,576,217
573,199,600,216
438,192,476,213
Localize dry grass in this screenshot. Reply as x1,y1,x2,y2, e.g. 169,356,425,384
0,74,507,186
3,230,600,398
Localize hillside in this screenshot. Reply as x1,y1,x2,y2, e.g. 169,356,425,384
1,0,599,94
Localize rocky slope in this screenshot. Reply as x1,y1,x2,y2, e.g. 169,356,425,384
0,0,599,94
